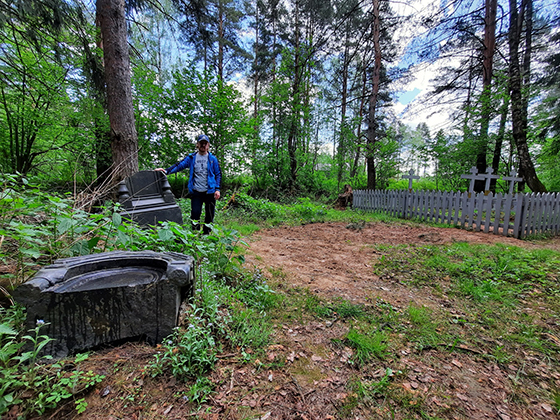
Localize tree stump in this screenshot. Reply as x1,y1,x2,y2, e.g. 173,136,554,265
335,184,353,210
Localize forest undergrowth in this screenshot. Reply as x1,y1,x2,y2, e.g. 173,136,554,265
0,177,559,419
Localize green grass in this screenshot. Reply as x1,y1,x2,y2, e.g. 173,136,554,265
273,234,560,417
371,241,560,359
217,192,398,231
303,295,366,320
345,327,388,365
373,242,560,303
553,390,560,414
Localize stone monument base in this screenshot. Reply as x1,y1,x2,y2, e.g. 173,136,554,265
13,251,194,358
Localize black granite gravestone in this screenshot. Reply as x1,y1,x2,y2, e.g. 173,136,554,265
12,251,195,358
118,170,183,226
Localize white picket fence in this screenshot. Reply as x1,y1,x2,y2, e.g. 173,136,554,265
353,189,560,239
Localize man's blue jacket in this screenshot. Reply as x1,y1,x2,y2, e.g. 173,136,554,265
165,152,221,194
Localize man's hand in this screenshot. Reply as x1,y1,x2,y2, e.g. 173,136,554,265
214,191,220,200
154,168,166,174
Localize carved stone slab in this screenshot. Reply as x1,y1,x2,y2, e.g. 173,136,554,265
13,251,195,358
118,170,183,226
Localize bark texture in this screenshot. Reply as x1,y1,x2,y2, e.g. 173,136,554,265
508,0,546,192
97,0,139,181
475,0,498,191
366,0,381,189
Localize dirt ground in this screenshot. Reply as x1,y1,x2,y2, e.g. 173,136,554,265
239,222,560,420
22,221,560,420
244,221,551,306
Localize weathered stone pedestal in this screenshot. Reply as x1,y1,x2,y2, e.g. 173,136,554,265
13,251,195,358
118,170,183,226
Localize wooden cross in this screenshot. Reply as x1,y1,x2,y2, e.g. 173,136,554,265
402,169,420,192
482,167,501,195
502,169,523,194
461,167,485,194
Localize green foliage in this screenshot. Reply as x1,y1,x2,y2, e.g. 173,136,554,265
222,192,286,225
233,270,279,311
0,176,107,286
373,242,560,303
348,368,393,402
339,371,394,418
287,197,328,224
306,296,365,321
344,328,388,365
553,389,560,414
0,306,104,417
0,18,100,184
372,241,560,357
150,319,218,380
0,180,276,413
305,294,334,318
406,304,442,349
149,267,276,378
219,193,387,230
29,367,104,415
0,27,72,175
387,177,438,191
134,65,255,175
229,305,272,357
184,376,215,405
0,174,258,292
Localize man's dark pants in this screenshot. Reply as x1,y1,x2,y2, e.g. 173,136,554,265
190,191,216,234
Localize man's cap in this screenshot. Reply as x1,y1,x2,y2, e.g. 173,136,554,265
196,134,210,144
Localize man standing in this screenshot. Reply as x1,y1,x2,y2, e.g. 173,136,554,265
156,134,221,234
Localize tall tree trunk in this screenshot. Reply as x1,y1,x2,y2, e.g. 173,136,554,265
366,0,381,189
97,0,138,181
490,94,510,190
271,3,278,146
84,12,112,186
508,0,546,192
337,27,350,187
253,2,259,123
302,17,313,155
218,2,225,83
475,0,498,191
287,0,300,190
350,67,367,179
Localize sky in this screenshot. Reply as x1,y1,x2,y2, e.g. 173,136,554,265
389,0,471,134
392,60,458,134
389,0,445,133
397,88,422,105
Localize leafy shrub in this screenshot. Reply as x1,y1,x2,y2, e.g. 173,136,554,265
288,197,327,223
0,178,258,414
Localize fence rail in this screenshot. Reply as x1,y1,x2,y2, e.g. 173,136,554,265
353,189,560,239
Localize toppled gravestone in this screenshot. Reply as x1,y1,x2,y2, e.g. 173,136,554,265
12,251,194,358
118,170,183,226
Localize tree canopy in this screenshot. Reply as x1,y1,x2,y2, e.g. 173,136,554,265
0,0,558,196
